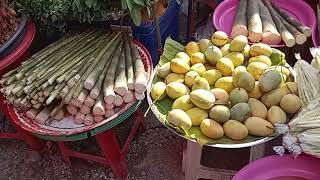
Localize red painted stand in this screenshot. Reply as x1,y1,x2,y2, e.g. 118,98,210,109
0,23,45,152
57,108,145,179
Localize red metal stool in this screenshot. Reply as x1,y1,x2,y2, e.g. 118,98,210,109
0,22,45,152
57,108,145,178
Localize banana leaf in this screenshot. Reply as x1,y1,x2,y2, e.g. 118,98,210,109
147,37,278,148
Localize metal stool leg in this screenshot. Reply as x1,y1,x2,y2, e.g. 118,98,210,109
57,142,72,165
10,118,45,152
249,143,266,162
182,140,202,180
96,130,128,179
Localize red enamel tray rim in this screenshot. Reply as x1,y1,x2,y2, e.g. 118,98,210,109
6,40,153,136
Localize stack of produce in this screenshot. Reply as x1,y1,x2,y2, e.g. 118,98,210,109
231,0,311,47
151,31,300,141
274,53,320,158
0,0,20,45
0,30,148,126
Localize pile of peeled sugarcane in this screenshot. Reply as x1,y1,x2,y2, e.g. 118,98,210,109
0,30,149,126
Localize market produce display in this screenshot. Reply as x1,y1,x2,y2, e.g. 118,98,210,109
0,30,149,126
231,0,311,47
274,52,320,158
149,31,299,144
0,0,20,45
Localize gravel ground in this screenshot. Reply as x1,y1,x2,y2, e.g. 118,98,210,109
0,102,184,180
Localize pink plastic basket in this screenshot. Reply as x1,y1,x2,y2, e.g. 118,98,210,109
213,0,315,47
233,155,320,180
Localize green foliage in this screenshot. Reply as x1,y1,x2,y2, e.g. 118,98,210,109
72,0,121,23
15,0,122,32
15,0,72,32
121,0,151,26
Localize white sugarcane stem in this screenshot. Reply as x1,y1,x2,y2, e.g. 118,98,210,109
67,105,78,115
80,104,91,114
105,109,115,118
84,114,94,125
114,94,123,107
94,115,104,123
84,95,95,107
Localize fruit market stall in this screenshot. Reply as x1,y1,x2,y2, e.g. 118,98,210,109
147,0,320,179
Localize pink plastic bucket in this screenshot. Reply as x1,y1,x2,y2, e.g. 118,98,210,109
233,155,320,180
213,0,315,47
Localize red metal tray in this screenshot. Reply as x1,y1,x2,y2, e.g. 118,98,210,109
6,40,153,139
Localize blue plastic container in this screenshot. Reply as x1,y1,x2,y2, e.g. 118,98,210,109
131,0,180,66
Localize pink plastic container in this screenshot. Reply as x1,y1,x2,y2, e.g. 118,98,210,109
233,155,320,180
213,0,315,47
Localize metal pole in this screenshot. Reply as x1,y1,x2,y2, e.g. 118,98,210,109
153,0,162,64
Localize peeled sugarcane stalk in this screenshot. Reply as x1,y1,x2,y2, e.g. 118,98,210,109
68,57,95,88
103,42,123,104
43,83,56,97
123,90,135,103
124,39,135,90
72,34,120,99
26,108,40,119
105,103,114,110
94,115,104,123
24,34,93,82
31,99,38,105
4,34,82,80
50,100,64,117
231,0,248,38
247,0,263,42
114,39,129,96
46,82,67,105
80,104,91,114
281,17,307,45
135,92,145,100
130,39,148,94
270,1,311,37
38,91,43,97
262,0,295,47
35,103,56,124
73,89,89,107
52,109,64,121
89,40,121,99
74,112,85,125
38,97,45,103
32,33,99,78
263,1,306,45
64,51,100,104
105,109,115,118
84,95,95,107
35,36,103,88
67,105,78,115
59,85,69,98
84,114,94,125
258,0,281,44
114,94,123,107
84,33,121,90
93,92,105,116
47,35,107,85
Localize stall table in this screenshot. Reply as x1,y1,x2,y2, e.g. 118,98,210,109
5,40,152,179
